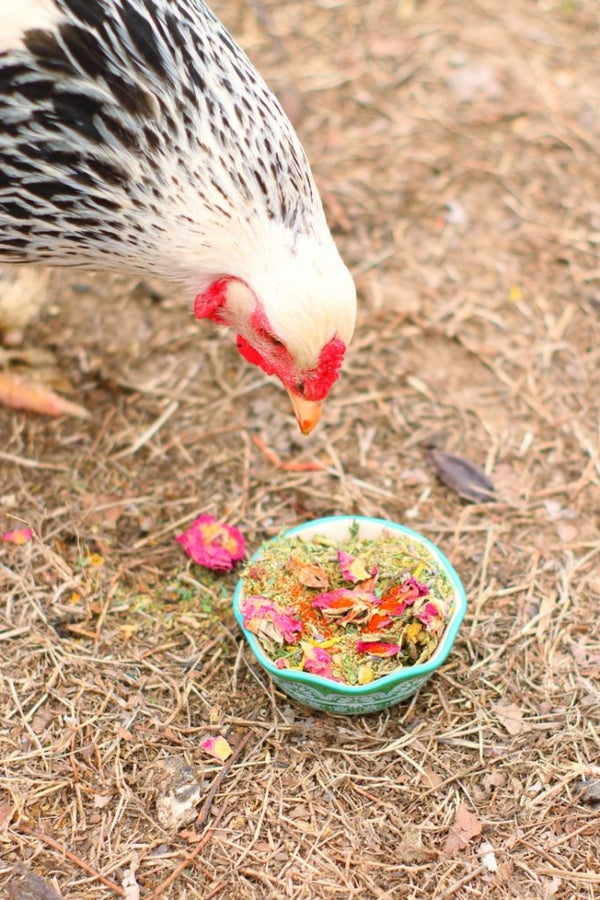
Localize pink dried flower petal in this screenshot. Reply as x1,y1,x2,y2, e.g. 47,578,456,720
241,595,302,644
313,588,378,612
0,527,33,546
275,658,289,670
356,640,402,657
176,514,245,572
337,550,371,583
417,599,447,632
404,576,430,598
200,735,232,762
303,645,336,680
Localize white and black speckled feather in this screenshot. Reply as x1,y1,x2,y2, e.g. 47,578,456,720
0,0,356,381
0,0,324,279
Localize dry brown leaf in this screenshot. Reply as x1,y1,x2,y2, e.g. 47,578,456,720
579,779,600,806
493,701,524,736
535,594,557,639
286,556,329,588
80,493,127,529
426,449,495,503
483,770,507,793
444,803,482,857
0,801,15,830
7,865,62,900
421,766,443,790
31,707,55,735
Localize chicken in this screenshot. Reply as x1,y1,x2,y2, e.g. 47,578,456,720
0,0,356,433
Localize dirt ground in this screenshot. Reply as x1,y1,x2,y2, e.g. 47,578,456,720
1,0,600,897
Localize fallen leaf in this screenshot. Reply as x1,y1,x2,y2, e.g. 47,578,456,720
421,767,443,791
200,735,233,762
80,493,127,529
493,701,524,736
0,801,15,830
288,805,311,820
180,829,205,843
534,594,556,639
7,865,62,900
31,707,55,735
579,778,600,806
93,793,113,809
444,803,482,856
426,449,495,503
286,556,329,588
483,770,507,793
395,824,429,862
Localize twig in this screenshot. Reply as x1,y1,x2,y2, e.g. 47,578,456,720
142,802,228,900
112,400,179,459
196,730,253,829
438,865,486,898
0,449,69,471
16,823,126,897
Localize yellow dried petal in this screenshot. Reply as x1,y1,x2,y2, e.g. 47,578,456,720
358,664,375,685
405,622,424,642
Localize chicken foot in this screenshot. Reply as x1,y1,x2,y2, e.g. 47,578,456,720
0,265,89,418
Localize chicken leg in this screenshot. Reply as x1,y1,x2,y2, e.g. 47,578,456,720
0,265,88,418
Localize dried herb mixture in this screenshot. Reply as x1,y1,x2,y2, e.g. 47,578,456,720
239,524,455,686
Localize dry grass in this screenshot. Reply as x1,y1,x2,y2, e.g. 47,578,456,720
2,0,600,897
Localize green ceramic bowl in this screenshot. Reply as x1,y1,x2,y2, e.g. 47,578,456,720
232,516,467,715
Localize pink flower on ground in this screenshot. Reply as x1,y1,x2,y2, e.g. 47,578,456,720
0,528,33,546
176,514,245,572
241,596,302,645
356,640,402,657
302,645,337,680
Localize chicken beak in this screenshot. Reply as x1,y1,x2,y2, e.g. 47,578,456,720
287,390,323,435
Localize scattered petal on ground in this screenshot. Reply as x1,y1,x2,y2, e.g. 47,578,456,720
176,514,245,571
0,527,32,545
200,735,233,762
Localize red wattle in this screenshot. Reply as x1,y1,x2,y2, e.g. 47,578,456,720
236,335,276,375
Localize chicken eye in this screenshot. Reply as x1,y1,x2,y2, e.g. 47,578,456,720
260,330,283,348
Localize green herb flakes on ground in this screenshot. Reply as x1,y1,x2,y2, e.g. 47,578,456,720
239,528,455,686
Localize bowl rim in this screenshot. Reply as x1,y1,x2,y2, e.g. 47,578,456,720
232,515,467,696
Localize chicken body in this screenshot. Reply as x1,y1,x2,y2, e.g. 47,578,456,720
0,0,356,430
